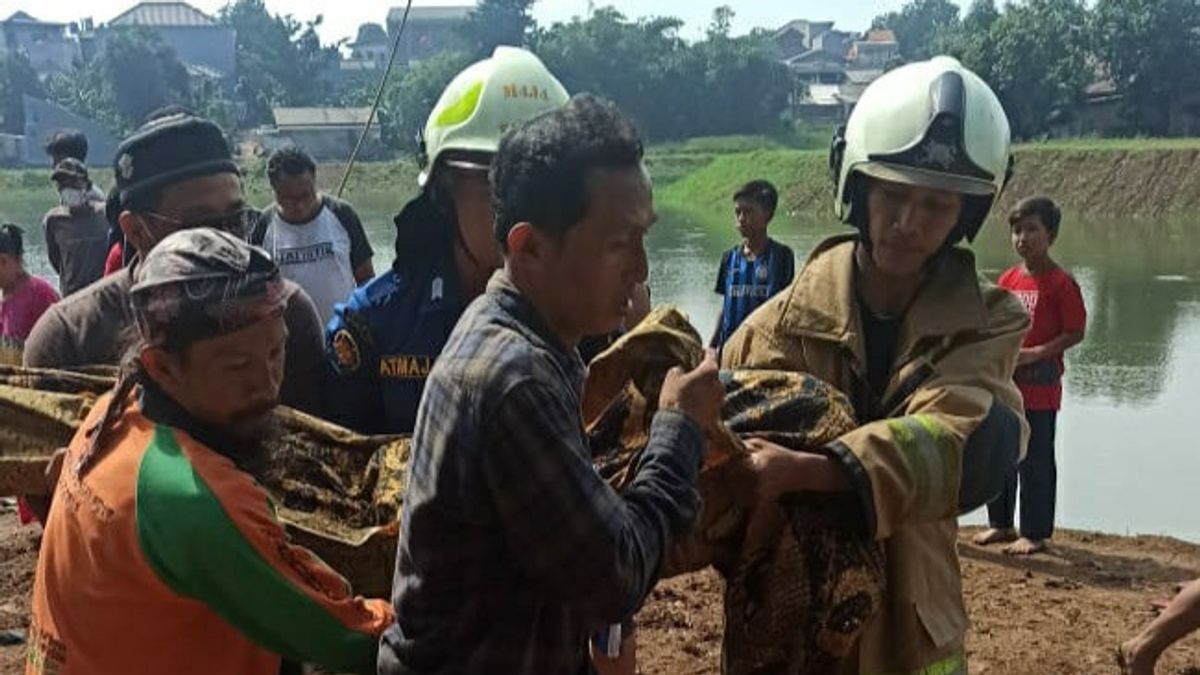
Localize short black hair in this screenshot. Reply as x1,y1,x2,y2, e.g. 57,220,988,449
267,146,317,185
0,224,24,257
734,179,779,217
492,94,644,251
44,130,88,162
1009,196,1062,237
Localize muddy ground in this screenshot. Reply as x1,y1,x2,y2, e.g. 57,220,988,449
2,504,1198,674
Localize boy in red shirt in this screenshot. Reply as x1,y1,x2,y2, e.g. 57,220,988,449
975,196,1086,554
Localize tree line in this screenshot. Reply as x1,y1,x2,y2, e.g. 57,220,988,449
344,1,798,148
1,0,1195,150
874,0,1200,139
0,0,798,149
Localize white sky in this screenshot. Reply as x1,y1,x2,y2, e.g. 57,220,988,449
6,1,965,44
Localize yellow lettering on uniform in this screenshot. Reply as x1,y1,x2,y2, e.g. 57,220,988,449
380,355,435,379
503,84,518,98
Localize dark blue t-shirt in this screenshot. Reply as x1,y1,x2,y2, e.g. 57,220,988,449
712,238,795,348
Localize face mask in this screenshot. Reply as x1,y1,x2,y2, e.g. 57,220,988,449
59,188,88,209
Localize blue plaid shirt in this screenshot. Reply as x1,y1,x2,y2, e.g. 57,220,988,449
379,271,705,675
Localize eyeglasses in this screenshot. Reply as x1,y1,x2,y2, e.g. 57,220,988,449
143,208,258,239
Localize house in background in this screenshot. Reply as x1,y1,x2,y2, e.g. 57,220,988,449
5,94,119,167
105,2,236,89
260,107,382,161
847,30,899,71
0,11,80,77
775,19,900,122
342,22,391,75
838,30,899,109
386,5,471,65
771,19,834,61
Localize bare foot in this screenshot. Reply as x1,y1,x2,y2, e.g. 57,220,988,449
1003,537,1047,555
972,528,1018,546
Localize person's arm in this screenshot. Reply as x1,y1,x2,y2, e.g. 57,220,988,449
37,282,61,314
44,216,62,275
330,198,375,285
726,286,1031,540
280,284,326,416
710,251,730,348
1019,274,1087,365
482,377,707,625
780,246,796,288
1120,579,1200,675
709,308,726,349
322,300,386,433
248,206,272,247
22,305,75,368
1017,331,1084,365
135,435,393,674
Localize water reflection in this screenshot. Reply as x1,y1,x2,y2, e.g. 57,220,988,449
976,219,1200,407
9,190,1199,411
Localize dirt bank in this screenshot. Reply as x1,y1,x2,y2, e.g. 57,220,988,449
2,502,1197,673
655,145,1200,225
636,526,1200,675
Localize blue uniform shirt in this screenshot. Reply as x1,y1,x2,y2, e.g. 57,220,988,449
324,239,463,435
712,238,795,349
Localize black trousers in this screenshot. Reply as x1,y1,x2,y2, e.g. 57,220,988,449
986,409,1058,540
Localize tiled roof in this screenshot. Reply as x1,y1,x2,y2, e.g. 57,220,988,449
3,11,64,26
109,2,217,27
387,6,474,24
274,107,373,128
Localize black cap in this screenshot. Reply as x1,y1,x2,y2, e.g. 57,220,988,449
0,224,24,257
106,113,239,224
52,158,89,183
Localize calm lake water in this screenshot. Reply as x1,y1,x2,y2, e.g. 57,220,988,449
6,185,1198,542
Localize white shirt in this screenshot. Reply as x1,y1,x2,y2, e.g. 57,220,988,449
261,205,356,327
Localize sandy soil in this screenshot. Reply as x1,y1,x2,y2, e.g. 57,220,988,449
634,526,1200,675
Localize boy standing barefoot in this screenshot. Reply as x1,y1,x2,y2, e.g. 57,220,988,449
975,197,1086,555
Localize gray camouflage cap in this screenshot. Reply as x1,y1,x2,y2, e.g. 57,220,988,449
129,228,286,348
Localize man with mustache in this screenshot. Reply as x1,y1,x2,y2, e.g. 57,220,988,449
26,228,393,675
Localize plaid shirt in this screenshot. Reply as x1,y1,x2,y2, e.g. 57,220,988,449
379,272,704,675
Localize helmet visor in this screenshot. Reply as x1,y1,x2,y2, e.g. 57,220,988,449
857,161,997,197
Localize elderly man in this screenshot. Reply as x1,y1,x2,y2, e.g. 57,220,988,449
27,228,393,675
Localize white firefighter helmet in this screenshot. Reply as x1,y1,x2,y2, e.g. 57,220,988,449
418,46,569,187
829,55,1013,242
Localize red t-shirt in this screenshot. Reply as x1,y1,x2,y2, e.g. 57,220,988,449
1,274,59,366
103,241,123,277
998,264,1087,411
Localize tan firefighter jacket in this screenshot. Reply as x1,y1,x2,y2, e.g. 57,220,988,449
721,234,1030,674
